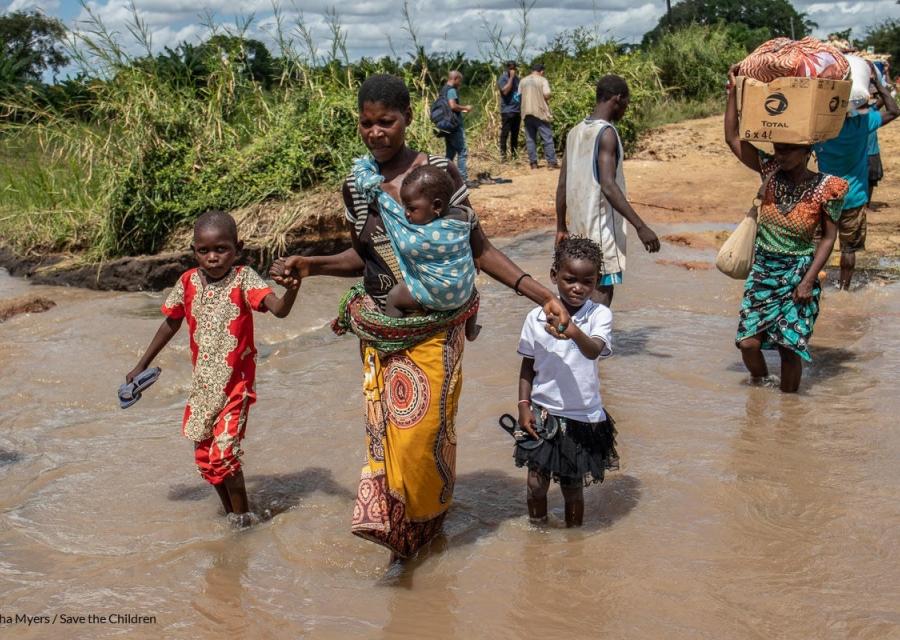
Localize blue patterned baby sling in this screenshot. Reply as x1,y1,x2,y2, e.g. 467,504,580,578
351,156,476,311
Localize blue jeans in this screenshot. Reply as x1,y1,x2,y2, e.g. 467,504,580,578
445,127,468,180
524,115,557,165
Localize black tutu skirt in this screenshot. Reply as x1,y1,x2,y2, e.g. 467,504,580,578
869,153,883,188
514,410,619,487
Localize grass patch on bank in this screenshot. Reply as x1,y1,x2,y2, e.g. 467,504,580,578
0,134,103,255
634,95,725,132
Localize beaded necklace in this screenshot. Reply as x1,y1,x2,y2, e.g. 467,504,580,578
772,171,824,216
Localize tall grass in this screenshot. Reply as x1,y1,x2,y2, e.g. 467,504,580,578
647,23,746,100
0,12,741,260
0,132,102,254
633,94,725,132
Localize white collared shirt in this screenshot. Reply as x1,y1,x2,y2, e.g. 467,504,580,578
517,299,612,423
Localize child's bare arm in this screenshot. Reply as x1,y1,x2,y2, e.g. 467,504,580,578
562,321,607,360
518,357,538,437
263,285,299,319
126,317,182,382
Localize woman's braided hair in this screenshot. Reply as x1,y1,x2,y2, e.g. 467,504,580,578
552,235,603,274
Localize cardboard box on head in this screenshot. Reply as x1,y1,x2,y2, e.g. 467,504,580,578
737,76,852,145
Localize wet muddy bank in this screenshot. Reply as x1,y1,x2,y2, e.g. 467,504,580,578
0,235,350,292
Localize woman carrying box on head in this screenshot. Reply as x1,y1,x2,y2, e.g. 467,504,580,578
724,65,849,393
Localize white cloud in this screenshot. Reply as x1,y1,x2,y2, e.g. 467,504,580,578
5,0,61,12
804,1,898,38
46,0,900,67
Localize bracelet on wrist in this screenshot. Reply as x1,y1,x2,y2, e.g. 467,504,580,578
514,273,531,296
517,399,531,405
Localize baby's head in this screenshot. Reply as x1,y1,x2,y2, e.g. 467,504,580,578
400,165,455,225
192,210,243,280
551,235,603,309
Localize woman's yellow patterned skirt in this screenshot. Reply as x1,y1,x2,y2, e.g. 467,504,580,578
351,325,465,558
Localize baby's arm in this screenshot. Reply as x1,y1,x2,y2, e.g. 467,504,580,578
263,282,300,319
126,317,183,382
562,322,606,360
518,357,538,438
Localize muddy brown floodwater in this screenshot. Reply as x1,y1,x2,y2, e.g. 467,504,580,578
1,227,899,639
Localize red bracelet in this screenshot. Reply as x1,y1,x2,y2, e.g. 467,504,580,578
517,400,530,405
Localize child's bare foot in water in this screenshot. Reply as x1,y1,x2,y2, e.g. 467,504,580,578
227,512,257,529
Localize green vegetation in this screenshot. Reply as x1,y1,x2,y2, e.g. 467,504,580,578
647,24,746,100
860,20,900,65
0,11,69,87
0,133,101,251
0,0,879,262
642,0,815,47
3,9,700,259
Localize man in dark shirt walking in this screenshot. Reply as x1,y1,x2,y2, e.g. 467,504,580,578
497,61,521,161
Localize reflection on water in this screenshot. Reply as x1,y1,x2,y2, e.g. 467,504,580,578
1,229,899,639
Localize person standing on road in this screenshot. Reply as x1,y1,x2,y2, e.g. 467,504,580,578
443,70,473,183
520,63,559,170
498,61,521,161
555,75,660,307
814,61,898,290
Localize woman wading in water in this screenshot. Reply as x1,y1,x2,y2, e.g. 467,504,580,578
272,75,571,561
724,67,848,392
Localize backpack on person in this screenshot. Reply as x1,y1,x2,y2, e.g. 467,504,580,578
430,85,460,137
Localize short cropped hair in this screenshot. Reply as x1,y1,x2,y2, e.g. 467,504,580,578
552,235,603,274
402,165,455,214
596,75,629,102
531,63,545,72
194,210,238,243
358,74,411,112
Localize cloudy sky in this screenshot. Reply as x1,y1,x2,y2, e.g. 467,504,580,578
4,0,899,67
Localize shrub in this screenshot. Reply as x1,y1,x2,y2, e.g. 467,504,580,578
648,24,746,101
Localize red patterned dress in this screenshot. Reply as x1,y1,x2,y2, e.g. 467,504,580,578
161,266,272,484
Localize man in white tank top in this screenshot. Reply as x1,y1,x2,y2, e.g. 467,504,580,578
555,75,660,306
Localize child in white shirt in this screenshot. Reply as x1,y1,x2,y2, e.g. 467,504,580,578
515,236,618,526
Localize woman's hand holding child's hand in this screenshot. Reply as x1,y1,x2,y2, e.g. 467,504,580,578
542,297,572,341
270,257,302,289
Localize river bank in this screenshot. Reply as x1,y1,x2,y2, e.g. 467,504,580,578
2,115,898,290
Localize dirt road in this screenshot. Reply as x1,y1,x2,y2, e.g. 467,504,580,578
472,115,898,271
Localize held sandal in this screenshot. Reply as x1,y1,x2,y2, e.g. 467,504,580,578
118,367,162,409
498,414,543,450
498,408,559,450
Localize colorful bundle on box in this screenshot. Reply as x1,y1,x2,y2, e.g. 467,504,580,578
738,37,849,83
735,37,853,145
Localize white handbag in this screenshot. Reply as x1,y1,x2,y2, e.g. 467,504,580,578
716,176,769,279
715,214,758,279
